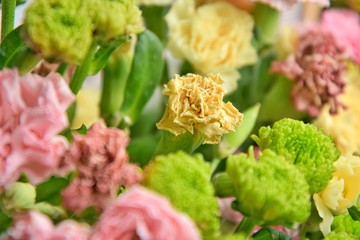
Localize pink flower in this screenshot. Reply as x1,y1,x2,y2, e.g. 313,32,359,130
271,29,347,116
320,9,360,66
0,69,75,189
61,120,142,213
91,185,201,240
252,0,329,11
218,197,242,223
7,211,91,240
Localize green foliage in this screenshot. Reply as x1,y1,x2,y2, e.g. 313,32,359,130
143,151,220,239
227,149,310,225
119,30,164,127
252,227,291,240
251,118,340,193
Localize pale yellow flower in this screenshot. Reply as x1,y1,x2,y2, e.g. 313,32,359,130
156,74,243,144
138,0,173,5
314,63,360,155
72,87,101,129
314,155,360,236
274,25,299,60
166,0,257,93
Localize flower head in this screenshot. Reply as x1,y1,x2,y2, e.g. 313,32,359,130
252,0,329,11
271,29,348,116
0,69,74,189
24,0,93,64
156,74,242,144
320,9,360,66
91,185,201,240
227,149,310,225
7,211,91,240
313,155,360,235
61,120,142,213
252,118,340,193
166,0,257,93
143,151,220,239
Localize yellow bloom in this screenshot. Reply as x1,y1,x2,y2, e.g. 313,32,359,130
314,155,360,236
314,63,360,155
166,0,257,93
156,74,243,144
72,86,101,129
274,25,298,60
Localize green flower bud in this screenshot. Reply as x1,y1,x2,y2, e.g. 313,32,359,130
143,151,220,239
32,202,66,219
226,148,310,225
1,182,36,213
24,0,93,64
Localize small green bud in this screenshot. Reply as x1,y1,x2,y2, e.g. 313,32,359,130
1,182,36,213
212,172,235,197
32,202,66,219
24,0,93,64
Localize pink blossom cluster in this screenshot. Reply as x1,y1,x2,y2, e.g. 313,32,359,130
61,120,142,213
0,69,74,189
272,29,347,116
7,186,200,240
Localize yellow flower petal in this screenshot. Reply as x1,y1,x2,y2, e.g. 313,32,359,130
313,193,333,236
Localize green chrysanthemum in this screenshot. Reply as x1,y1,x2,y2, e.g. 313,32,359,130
226,149,310,225
143,151,220,239
324,231,357,240
24,0,93,64
252,118,340,193
331,213,360,237
89,0,143,41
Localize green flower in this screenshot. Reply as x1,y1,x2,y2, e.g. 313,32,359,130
226,149,310,225
331,213,360,237
143,151,220,239
89,0,143,41
0,182,36,214
252,118,340,193
24,0,93,64
324,231,357,240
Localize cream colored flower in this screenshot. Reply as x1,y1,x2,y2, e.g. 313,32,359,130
314,155,360,236
156,74,243,144
314,63,360,155
166,0,257,93
72,87,101,129
138,0,173,5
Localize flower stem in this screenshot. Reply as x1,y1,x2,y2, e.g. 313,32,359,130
235,217,257,237
1,0,16,41
69,42,98,94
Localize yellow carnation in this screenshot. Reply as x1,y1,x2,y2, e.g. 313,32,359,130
314,155,360,236
72,86,101,129
166,0,257,93
156,73,243,144
314,63,360,155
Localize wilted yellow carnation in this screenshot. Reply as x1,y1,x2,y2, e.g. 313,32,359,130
72,86,101,129
314,155,360,236
166,0,257,93
314,63,360,155
156,74,243,144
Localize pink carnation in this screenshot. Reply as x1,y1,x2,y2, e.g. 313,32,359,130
61,120,142,213
91,185,201,240
0,69,74,189
271,29,347,116
251,0,329,11
320,9,360,65
7,211,91,240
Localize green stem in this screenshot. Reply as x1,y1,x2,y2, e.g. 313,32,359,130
1,0,16,41
235,217,257,237
56,63,68,75
69,42,98,94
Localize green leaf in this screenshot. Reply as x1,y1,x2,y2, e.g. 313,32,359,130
216,104,260,159
348,206,360,221
0,25,40,72
0,209,12,234
88,35,130,76
119,30,164,127
252,227,291,240
36,177,70,205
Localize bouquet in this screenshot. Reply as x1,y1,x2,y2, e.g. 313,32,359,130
0,0,360,239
